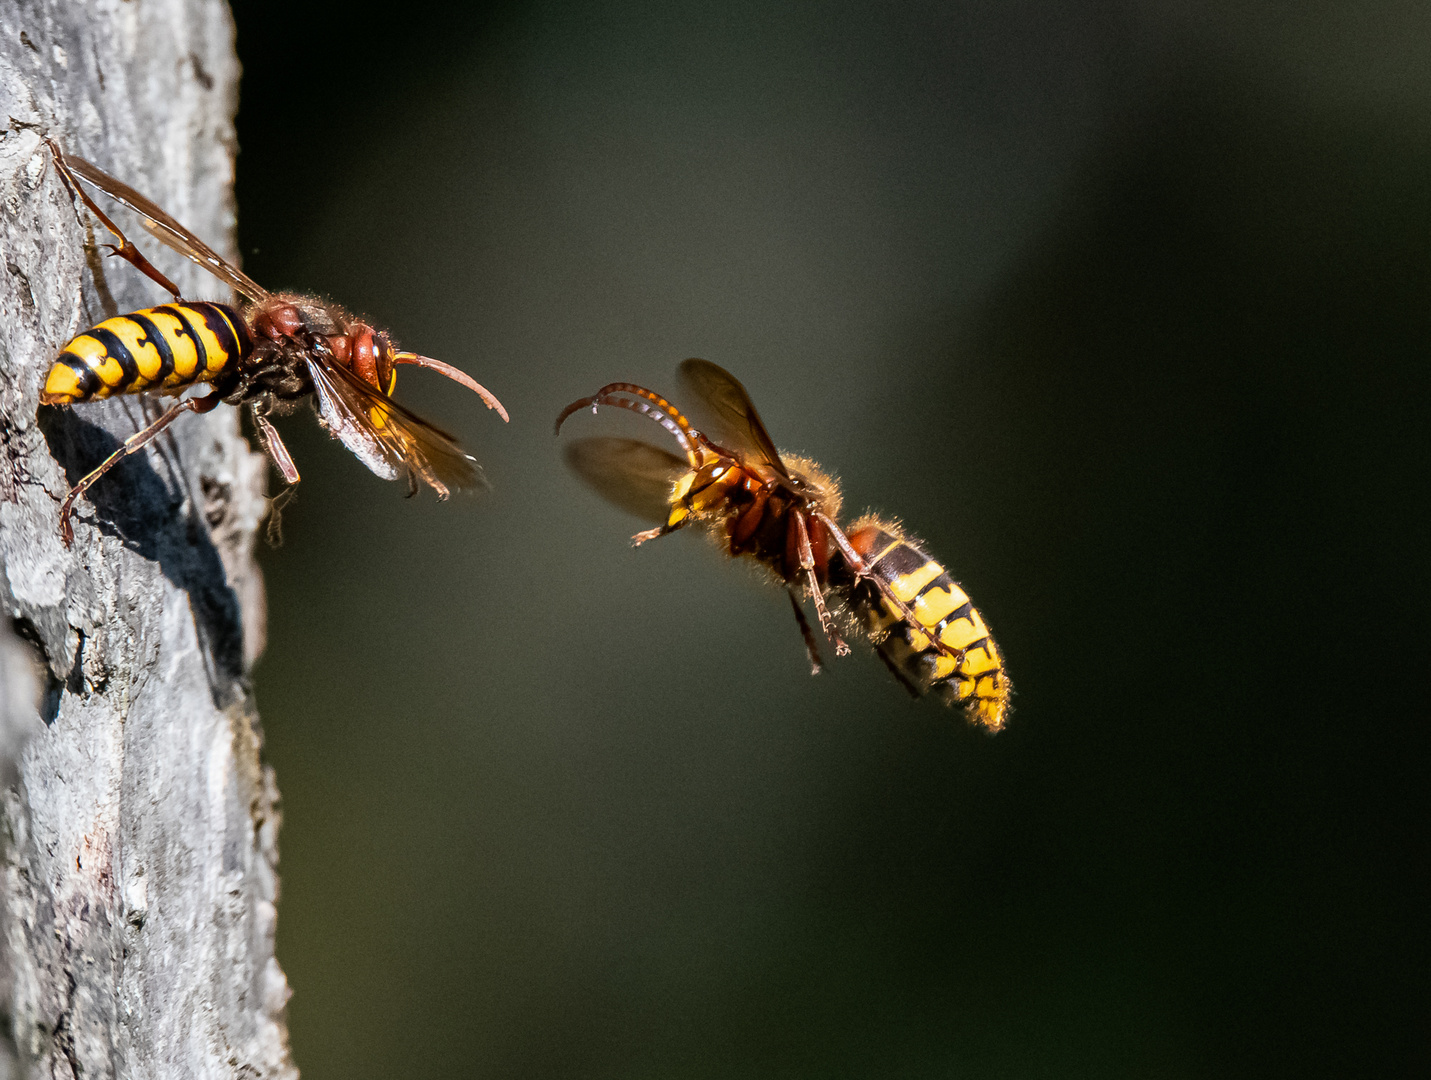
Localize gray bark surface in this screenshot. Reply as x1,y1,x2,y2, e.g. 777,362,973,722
0,2,292,1077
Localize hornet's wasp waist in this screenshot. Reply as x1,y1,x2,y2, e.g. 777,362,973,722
38,139,508,546
556,359,1010,730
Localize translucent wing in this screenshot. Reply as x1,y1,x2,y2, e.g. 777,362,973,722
677,358,788,476
563,437,688,523
66,153,270,303
307,355,485,497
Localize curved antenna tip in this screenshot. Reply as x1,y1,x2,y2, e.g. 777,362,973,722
393,353,510,422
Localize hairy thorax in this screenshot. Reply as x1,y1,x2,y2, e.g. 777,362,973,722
668,449,843,584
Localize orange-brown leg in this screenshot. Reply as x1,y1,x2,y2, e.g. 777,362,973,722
787,588,824,675
249,405,301,486
792,511,848,656
46,137,184,301
730,484,771,549
814,510,962,664
631,519,684,546
248,405,302,546
58,393,222,546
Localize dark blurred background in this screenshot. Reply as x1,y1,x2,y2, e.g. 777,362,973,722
226,1,1430,1076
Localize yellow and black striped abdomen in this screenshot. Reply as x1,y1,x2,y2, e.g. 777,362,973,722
41,302,250,404
845,517,1010,731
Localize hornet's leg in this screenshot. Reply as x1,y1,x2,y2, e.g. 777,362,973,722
792,511,849,656
46,138,184,301
874,643,922,699
788,588,824,676
249,405,301,486
631,519,684,546
815,511,963,665
250,404,302,545
730,483,771,550
58,392,223,546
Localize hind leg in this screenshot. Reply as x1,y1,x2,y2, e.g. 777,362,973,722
59,392,222,545
787,589,825,676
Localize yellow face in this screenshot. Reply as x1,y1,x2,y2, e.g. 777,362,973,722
663,448,842,534
666,449,744,528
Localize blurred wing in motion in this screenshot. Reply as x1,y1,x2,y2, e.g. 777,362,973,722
677,358,788,476
563,437,688,523
308,356,485,497
65,152,271,304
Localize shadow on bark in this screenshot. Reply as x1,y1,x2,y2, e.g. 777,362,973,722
39,406,248,706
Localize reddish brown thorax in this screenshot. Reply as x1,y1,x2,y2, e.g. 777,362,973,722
251,299,303,341
687,455,833,581
249,298,396,393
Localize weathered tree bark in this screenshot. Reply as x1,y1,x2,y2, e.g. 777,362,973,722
0,2,292,1077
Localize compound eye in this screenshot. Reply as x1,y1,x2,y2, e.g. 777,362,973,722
374,333,397,395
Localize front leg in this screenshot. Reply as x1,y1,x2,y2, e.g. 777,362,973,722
58,392,222,546
248,403,301,545
249,404,301,486
631,520,684,546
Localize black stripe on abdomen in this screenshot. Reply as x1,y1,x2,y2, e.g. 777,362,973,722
191,302,242,368
87,326,139,391
156,304,208,376
128,311,175,386
54,354,101,399
934,601,974,637
870,539,928,579
218,302,252,357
